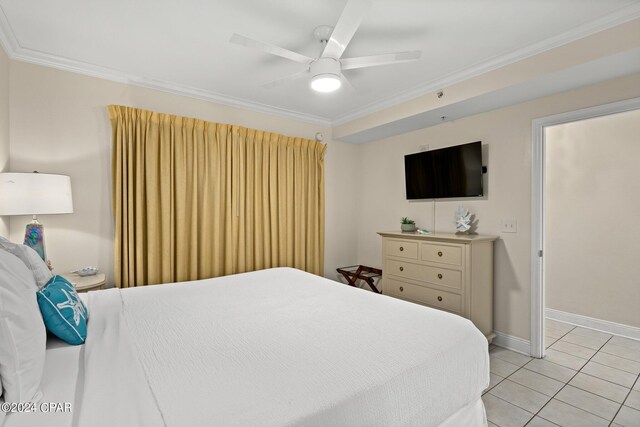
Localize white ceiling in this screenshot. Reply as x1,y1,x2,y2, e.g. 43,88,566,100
0,0,639,125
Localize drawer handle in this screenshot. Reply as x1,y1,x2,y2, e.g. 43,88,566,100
399,246,404,252
437,296,443,302
399,286,404,292
399,266,404,272
437,251,443,257
437,273,443,279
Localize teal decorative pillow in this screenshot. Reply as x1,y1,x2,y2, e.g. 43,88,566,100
37,276,88,345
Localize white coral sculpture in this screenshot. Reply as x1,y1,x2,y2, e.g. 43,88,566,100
454,206,472,233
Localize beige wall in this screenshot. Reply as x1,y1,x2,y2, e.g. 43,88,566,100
354,74,640,340
324,139,362,282
6,56,640,342
0,46,8,237
545,109,640,327
8,61,359,285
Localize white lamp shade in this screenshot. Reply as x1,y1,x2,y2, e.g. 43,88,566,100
0,173,74,216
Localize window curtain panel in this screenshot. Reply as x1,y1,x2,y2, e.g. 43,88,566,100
108,105,326,288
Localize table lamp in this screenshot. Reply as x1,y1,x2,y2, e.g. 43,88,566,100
0,172,74,261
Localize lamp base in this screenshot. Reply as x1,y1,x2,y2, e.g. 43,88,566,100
24,218,47,261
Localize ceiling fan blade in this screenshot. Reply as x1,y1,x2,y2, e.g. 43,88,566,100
262,70,309,89
230,33,313,64
341,74,355,91
322,0,371,59
341,50,422,70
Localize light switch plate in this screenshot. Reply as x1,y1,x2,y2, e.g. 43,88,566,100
501,219,517,233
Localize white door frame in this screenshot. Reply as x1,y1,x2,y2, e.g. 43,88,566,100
530,97,640,358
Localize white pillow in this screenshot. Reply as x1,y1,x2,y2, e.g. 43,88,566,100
0,236,52,289
0,250,46,403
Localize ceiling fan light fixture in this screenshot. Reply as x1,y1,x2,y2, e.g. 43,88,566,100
231,1,421,92
309,57,342,93
311,74,342,93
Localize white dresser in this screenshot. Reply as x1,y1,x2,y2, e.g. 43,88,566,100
378,231,498,342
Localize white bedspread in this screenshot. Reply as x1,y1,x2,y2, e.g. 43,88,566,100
79,268,489,427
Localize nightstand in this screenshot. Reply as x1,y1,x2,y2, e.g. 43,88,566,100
61,272,106,292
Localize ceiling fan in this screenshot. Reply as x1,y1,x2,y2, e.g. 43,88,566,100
229,0,421,93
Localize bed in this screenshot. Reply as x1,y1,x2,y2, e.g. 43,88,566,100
4,268,489,427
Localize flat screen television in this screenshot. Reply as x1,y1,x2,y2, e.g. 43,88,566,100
404,141,483,199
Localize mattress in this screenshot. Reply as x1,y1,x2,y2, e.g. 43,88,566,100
3,295,88,427
77,268,489,426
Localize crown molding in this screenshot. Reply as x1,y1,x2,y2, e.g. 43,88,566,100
0,4,18,53
0,6,331,128
13,47,333,127
331,3,640,127
1,3,638,131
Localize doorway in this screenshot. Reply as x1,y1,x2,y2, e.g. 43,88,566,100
530,98,640,358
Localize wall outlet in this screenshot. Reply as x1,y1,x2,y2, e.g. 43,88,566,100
501,219,517,233
419,144,429,152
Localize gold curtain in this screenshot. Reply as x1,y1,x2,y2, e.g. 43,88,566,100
108,105,326,288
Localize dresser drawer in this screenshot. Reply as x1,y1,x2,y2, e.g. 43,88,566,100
385,278,462,314
386,240,418,260
421,242,463,266
386,259,462,290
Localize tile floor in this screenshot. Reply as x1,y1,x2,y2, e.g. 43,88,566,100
483,319,640,426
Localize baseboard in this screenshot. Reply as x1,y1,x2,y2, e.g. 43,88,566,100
493,331,531,356
546,308,640,341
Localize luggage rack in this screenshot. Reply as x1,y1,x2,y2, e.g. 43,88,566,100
336,265,382,294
